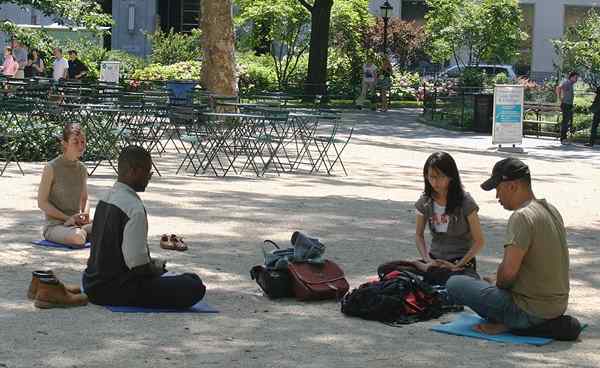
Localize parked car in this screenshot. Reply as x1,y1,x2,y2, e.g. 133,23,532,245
442,64,517,81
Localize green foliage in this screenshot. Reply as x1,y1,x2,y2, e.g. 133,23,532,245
491,72,510,85
237,51,279,93
131,61,202,81
0,0,112,30
235,0,310,88
425,0,524,67
553,10,600,89
326,49,356,95
329,0,373,91
390,71,422,99
146,28,203,65
459,67,486,87
0,21,54,54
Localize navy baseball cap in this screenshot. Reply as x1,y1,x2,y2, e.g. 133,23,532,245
481,158,530,191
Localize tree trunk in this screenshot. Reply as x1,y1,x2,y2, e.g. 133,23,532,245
201,0,237,96
302,0,333,98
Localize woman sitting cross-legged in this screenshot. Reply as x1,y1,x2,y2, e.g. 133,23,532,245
378,151,485,285
37,123,92,247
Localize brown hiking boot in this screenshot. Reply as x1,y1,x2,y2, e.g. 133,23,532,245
27,270,82,300
34,277,88,309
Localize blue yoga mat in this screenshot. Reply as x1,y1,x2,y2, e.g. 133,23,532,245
105,301,219,314
32,240,91,250
431,313,553,346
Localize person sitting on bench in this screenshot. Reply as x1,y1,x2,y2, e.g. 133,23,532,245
378,152,485,285
83,146,205,308
447,158,570,335
38,123,92,247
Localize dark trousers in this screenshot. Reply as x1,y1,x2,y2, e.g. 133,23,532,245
87,273,206,308
560,103,574,141
590,113,600,145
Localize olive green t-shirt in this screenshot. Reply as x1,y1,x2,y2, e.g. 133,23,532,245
505,199,569,319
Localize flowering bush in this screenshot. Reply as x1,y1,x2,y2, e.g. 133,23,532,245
131,61,202,81
390,71,421,99
518,76,556,102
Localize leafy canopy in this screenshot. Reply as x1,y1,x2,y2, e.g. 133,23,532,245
425,0,524,69
0,0,112,29
235,0,310,88
553,10,600,89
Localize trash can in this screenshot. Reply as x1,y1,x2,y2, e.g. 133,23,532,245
166,80,198,106
473,93,494,133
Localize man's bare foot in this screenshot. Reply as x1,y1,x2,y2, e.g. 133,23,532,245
473,323,509,335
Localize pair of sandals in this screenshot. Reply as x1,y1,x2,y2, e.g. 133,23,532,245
160,234,188,251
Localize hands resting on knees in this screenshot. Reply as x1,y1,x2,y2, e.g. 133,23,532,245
423,259,464,272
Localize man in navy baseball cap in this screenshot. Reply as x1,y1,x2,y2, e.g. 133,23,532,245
445,157,580,340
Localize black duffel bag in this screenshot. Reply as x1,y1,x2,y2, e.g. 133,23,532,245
250,240,294,299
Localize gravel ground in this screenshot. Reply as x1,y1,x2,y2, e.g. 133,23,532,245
1,109,598,368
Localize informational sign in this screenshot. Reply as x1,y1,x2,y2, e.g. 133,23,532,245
492,85,524,145
100,61,120,83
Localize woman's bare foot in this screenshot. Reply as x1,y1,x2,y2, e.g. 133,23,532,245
473,322,509,335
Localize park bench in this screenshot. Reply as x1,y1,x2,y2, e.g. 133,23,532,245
523,102,561,138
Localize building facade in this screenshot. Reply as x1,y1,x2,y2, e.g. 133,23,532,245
0,0,201,57
392,0,600,78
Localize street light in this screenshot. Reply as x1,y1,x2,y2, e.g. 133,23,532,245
380,1,393,55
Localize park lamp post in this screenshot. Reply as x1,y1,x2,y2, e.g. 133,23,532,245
380,1,393,55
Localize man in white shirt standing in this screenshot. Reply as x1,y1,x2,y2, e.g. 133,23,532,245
52,48,69,81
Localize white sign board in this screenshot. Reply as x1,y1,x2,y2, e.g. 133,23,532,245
368,0,402,18
492,85,524,145
100,61,120,83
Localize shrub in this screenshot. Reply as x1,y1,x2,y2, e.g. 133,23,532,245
237,52,278,94
146,29,202,65
391,71,422,99
131,61,202,81
459,67,486,87
490,72,510,85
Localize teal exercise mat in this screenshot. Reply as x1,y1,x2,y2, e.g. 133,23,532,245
105,301,219,314
431,313,553,346
32,240,91,250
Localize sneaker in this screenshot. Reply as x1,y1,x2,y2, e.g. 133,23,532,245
584,143,594,147
560,139,570,145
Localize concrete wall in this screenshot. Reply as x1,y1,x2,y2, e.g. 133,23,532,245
523,0,599,77
111,0,157,57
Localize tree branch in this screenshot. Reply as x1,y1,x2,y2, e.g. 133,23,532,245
297,0,313,12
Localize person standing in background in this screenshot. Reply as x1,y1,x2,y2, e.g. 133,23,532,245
357,58,378,109
52,48,69,82
556,71,579,145
67,50,88,80
10,38,28,79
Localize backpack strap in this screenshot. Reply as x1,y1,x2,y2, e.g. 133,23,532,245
263,240,280,249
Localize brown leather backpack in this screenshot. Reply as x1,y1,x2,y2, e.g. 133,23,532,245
287,260,349,301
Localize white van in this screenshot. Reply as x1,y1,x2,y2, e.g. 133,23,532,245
443,64,517,80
